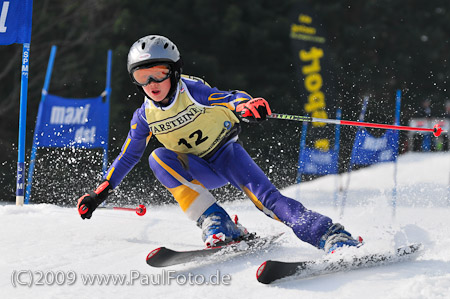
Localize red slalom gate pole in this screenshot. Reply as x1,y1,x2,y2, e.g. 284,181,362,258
99,204,147,216
268,113,444,137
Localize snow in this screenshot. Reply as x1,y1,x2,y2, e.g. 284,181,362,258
1,152,449,299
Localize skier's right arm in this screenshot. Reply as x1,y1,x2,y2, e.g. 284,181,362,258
103,107,151,189
77,107,151,219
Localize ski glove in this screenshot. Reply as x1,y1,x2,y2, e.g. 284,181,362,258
236,98,272,122
77,181,112,219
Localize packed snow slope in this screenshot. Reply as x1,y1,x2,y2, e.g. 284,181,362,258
1,152,449,299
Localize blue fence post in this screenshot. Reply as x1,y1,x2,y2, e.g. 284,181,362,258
392,90,402,216
25,45,57,204
333,108,342,207
102,49,112,176
296,121,308,184
340,96,369,216
16,43,31,205
1,0,34,205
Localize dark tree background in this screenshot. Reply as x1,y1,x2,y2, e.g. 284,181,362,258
0,0,448,205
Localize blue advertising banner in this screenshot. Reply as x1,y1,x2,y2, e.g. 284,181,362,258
299,148,338,175
0,0,33,45
25,47,111,204
350,129,399,166
297,109,342,182
35,94,109,149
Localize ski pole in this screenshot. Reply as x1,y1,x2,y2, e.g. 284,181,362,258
98,204,147,216
268,113,444,137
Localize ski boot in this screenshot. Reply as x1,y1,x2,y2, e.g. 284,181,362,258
319,223,363,253
197,203,249,248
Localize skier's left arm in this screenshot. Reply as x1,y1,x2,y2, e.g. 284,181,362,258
103,107,151,189
184,77,271,122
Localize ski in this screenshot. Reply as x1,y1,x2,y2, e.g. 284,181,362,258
256,243,422,284
146,232,284,267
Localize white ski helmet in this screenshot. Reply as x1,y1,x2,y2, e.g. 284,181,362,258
127,35,183,100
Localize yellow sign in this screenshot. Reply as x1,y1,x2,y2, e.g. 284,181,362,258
291,14,330,151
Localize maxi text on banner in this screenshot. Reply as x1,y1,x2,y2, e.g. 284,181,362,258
34,94,109,149
350,129,399,166
299,147,339,175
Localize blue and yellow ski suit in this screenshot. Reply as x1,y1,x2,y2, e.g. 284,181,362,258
105,76,332,248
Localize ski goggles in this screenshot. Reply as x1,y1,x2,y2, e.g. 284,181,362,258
131,64,171,86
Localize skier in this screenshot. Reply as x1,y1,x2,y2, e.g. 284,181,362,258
77,35,361,253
